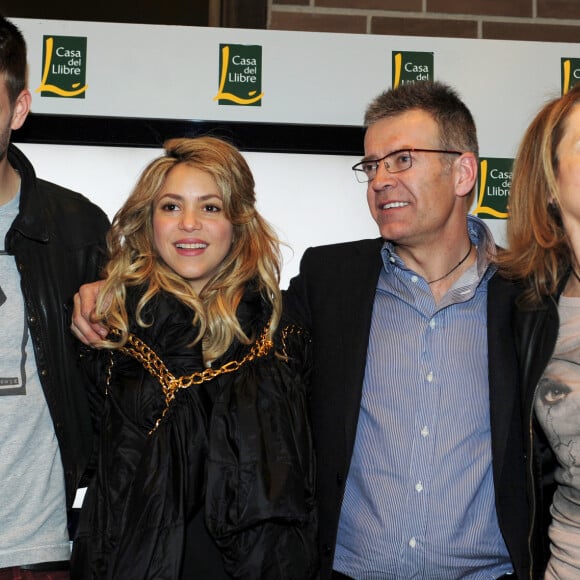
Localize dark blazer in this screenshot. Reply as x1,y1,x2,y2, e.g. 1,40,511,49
284,238,530,580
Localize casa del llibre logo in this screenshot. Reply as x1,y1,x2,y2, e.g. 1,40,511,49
392,51,434,88
36,35,88,98
214,44,263,106
472,158,512,220
562,57,580,94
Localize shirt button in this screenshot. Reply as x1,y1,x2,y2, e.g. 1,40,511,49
429,318,436,329
415,482,423,493
426,371,433,382
411,275,418,283
409,537,417,548
421,426,430,437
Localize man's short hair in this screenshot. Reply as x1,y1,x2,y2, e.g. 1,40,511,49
364,81,479,158
0,15,26,105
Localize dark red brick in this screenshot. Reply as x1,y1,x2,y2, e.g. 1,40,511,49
372,16,478,39
269,11,367,33
483,21,580,43
272,0,310,5
316,0,420,9
427,0,532,17
538,0,580,19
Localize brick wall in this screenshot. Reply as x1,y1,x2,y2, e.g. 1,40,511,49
268,0,580,43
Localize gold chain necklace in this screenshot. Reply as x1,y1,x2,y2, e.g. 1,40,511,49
105,325,302,434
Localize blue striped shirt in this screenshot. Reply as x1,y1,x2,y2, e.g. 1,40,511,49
333,216,513,579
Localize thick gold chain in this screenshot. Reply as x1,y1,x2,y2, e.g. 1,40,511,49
108,326,274,433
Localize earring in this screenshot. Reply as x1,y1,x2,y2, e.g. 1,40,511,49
548,199,563,225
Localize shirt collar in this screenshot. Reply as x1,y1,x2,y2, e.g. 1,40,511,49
380,214,497,301
381,216,495,274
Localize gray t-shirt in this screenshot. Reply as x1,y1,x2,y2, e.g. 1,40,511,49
535,295,580,579
0,191,70,567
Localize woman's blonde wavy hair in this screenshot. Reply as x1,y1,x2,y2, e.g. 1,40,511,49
95,136,282,362
497,85,580,307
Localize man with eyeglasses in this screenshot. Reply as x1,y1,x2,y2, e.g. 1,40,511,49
284,80,528,579
70,81,528,579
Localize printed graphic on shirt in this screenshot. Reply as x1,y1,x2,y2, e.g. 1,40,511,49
561,58,580,95
533,306,580,580
472,158,512,220
535,318,580,488
392,51,434,88
214,44,263,106
36,35,88,98
0,252,28,396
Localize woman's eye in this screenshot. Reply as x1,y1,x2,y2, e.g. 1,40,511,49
160,202,179,211
204,204,221,213
539,378,571,405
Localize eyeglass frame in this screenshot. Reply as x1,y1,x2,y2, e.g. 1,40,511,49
351,148,463,183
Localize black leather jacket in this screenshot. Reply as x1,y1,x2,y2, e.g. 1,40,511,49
513,284,563,579
72,287,318,579
4,143,110,517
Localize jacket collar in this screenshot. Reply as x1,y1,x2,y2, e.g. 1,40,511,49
6,143,49,243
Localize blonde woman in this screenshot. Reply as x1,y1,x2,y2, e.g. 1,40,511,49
498,84,580,579
70,137,317,580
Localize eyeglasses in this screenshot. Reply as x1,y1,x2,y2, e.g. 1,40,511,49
352,148,463,183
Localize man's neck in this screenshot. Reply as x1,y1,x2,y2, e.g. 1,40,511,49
0,156,20,206
394,228,474,303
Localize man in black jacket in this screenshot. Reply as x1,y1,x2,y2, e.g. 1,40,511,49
0,15,110,578
282,82,528,579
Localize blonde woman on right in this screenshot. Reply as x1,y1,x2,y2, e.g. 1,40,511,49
498,84,580,580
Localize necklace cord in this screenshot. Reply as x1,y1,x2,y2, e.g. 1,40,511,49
427,244,473,285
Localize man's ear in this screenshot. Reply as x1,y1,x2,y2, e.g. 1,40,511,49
11,89,31,131
455,152,478,199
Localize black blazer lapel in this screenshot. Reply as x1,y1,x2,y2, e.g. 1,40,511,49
335,239,384,454
487,274,521,481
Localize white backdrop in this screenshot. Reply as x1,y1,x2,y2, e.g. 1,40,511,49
19,143,376,288
12,19,580,285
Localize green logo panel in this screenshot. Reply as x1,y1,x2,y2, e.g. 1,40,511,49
561,58,580,95
38,35,88,98
473,158,513,220
392,51,433,88
215,44,263,106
